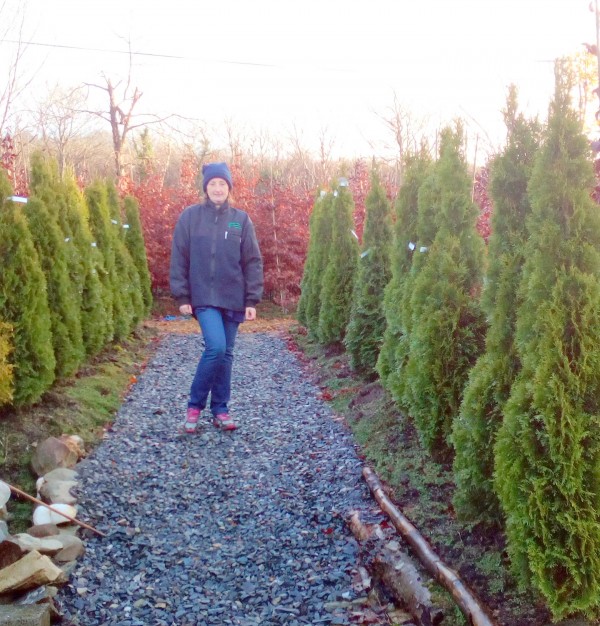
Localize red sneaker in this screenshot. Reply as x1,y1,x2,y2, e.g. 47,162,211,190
183,407,201,434
213,413,237,431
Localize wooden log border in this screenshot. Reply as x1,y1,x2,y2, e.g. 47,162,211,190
362,466,498,626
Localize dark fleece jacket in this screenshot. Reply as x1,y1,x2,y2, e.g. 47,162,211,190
169,200,263,312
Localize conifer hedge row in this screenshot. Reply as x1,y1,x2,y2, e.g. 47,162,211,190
0,154,152,408
297,64,600,619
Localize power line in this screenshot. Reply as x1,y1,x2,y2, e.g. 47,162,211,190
0,38,279,68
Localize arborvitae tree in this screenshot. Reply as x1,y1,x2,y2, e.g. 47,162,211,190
86,181,132,341
297,192,334,335
390,158,445,413
61,174,110,355
124,195,153,317
28,154,85,378
494,62,600,619
345,170,392,375
105,182,144,328
403,126,486,460
452,88,541,521
297,192,324,328
377,149,431,389
0,322,14,406
318,183,359,344
0,171,55,406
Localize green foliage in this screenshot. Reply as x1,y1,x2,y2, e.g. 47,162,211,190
0,171,56,406
377,149,432,392
86,181,133,342
452,87,541,521
0,321,14,406
124,195,153,317
344,170,392,374
28,154,85,378
105,182,144,328
297,192,333,335
494,62,600,619
61,175,110,356
403,126,486,460
318,183,359,344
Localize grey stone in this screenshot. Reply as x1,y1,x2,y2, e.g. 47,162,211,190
0,603,51,626
30,438,78,478
41,468,78,483
38,480,77,506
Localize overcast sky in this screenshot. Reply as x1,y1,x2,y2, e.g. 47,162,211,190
2,0,596,159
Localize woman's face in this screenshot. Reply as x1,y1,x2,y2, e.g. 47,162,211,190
206,178,230,204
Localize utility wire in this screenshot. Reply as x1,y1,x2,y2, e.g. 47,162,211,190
0,38,279,68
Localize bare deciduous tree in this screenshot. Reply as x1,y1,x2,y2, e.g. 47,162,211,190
82,44,174,178
32,84,95,176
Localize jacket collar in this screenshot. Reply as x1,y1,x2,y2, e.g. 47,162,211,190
206,198,230,212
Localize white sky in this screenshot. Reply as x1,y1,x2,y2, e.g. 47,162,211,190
2,0,596,159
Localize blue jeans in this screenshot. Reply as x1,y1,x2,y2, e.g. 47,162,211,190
189,307,240,416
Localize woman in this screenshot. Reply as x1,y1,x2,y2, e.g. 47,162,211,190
170,162,263,433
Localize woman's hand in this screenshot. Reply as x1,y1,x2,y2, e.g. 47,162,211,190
245,307,257,321
179,304,193,316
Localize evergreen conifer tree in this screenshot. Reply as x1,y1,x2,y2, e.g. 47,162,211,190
389,156,446,413
345,170,392,374
403,126,486,459
28,154,85,377
297,192,324,329
0,171,56,406
297,192,334,336
452,88,541,521
105,182,144,328
377,150,431,389
318,183,358,344
86,182,132,341
61,174,110,355
123,195,153,317
494,62,600,619
0,322,14,406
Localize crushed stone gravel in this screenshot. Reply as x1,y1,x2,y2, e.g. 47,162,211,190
57,331,375,626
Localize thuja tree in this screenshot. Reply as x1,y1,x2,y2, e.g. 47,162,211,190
61,174,109,356
377,149,431,391
0,322,14,406
105,182,144,327
28,154,85,378
345,170,392,375
86,181,132,342
297,192,333,335
318,183,358,344
391,156,445,413
494,63,600,619
403,126,486,459
124,195,153,317
452,88,541,521
0,171,56,406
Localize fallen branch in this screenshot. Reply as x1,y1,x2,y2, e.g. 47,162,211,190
362,466,497,626
348,510,444,626
8,482,106,538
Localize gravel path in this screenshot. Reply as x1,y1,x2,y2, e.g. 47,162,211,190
57,330,374,626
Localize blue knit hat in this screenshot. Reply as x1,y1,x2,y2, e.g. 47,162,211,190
202,162,233,192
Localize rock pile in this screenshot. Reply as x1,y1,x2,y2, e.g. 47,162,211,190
0,435,87,626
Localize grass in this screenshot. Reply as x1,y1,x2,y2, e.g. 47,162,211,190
0,324,160,532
